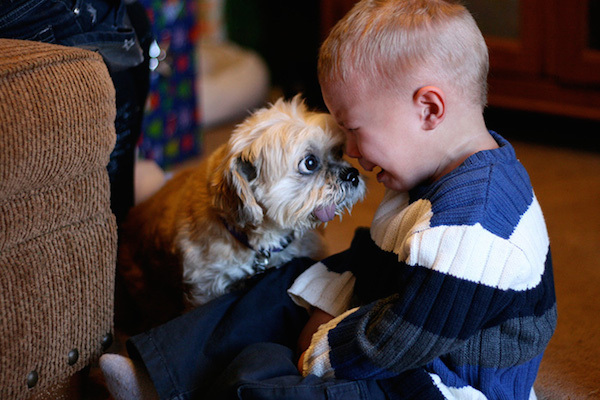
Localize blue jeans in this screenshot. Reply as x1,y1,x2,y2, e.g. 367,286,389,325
0,0,152,222
126,258,389,400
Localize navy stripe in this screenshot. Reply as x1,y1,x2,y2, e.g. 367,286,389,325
429,353,544,399
409,131,535,240
379,369,446,400
385,254,555,340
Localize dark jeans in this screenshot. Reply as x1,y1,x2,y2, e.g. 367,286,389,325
126,258,388,400
0,0,152,222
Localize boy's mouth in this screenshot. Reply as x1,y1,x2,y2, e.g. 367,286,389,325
376,167,385,182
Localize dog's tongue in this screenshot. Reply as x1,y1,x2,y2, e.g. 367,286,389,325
314,203,336,222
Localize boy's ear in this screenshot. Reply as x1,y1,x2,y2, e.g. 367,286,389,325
413,86,445,130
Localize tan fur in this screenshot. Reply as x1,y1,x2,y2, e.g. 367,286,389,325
116,96,366,331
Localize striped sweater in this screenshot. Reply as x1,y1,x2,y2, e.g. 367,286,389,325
291,132,557,399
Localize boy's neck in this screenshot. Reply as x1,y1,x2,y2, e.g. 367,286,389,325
430,112,497,182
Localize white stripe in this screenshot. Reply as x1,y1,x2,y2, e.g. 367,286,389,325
371,190,549,291
429,373,488,399
288,262,356,317
530,387,538,400
370,190,430,260
429,373,538,399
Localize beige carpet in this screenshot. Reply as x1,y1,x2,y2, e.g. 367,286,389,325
513,142,600,400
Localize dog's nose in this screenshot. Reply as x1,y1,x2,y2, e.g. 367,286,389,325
340,167,360,187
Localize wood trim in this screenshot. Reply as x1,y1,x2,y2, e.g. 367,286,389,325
546,0,600,84
488,74,600,121
486,0,544,75
320,0,357,42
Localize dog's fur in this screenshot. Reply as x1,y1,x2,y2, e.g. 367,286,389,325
116,96,365,331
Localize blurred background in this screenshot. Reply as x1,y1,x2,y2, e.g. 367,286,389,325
136,0,600,171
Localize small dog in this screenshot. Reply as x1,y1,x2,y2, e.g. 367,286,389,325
117,96,365,330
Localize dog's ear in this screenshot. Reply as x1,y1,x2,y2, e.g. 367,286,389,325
238,158,257,181
211,156,263,228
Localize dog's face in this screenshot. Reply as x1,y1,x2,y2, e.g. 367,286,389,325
211,95,366,232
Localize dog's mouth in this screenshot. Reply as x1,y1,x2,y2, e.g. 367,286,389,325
313,203,337,222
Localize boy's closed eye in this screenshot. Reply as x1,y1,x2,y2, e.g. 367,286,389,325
337,121,358,132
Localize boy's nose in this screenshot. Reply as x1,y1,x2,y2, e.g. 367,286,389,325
345,136,360,159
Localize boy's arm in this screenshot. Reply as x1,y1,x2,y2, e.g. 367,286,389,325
299,272,504,380
299,226,555,380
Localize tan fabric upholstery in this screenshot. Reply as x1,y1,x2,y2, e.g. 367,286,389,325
0,39,118,400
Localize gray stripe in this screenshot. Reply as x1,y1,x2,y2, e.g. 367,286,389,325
448,304,557,368
357,296,466,373
355,296,556,372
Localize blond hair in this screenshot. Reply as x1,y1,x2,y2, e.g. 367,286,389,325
318,0,489,109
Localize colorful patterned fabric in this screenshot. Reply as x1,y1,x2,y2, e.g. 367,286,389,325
296,132,557,399
138,0,201,169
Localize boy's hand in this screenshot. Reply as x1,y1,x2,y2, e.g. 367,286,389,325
297,308,334,354
297,350,306,374
296,308,334,373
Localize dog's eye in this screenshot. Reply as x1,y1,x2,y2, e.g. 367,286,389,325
299,154,320,175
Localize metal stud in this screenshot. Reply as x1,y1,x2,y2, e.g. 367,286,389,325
26,370,38,388
101,333,113,351
68,349,79,366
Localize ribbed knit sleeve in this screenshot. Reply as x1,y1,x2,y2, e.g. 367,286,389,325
288,261,356,317
301,133,556,399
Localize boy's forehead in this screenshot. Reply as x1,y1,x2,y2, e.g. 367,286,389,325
323,76,365,96
322,78,385,119
321,83,356,123
322,79,363,107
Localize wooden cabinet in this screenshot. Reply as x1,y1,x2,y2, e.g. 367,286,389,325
320,0,600,121
472,0,600,120
467,0,543,75
545,0,600,85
